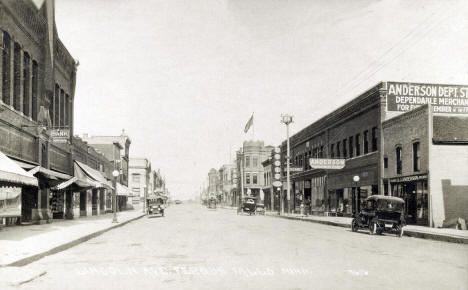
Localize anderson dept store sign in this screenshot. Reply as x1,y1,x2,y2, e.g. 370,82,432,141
386,82,468,114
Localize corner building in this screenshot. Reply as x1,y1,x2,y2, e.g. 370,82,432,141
284,81,468,228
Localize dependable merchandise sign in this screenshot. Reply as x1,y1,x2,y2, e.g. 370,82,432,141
386,82,468,114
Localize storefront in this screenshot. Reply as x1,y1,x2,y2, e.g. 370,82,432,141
0,151,38,225
389,174,428,226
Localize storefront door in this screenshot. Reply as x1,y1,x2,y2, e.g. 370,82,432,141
391,180,428,226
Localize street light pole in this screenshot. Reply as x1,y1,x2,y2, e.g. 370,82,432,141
112,169,119,223
281,114,293,215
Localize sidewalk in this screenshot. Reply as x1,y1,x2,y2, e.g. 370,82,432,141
264,211,468,244
219,206,468,244
0,210,145,267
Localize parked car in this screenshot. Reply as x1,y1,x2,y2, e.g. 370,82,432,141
351,195,405,237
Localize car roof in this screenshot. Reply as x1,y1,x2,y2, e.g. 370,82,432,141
365,195,404,203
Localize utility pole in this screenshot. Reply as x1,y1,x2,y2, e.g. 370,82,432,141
281,114,293,214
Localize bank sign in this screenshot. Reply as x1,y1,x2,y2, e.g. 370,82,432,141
387,82,468,114
50,128,70,143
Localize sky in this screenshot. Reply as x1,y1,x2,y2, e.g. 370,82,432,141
53,0,468,200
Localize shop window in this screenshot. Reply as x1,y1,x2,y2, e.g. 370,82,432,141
336,142,341,157
2,31,11,105
349,136,354,158
31,60,38,121
13,42,21,111
372,127,378,151
245,156,250,167
342,139,347,158
364,130,369,154
413,142,420,172
355,133,360,156
253,173,257,184
23,52,30,116
330,144,335,158
396,146,402,174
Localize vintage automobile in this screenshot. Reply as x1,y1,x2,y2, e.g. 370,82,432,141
207,197,217,209
147,197,165,217
237,196,258,215
351,195,405,237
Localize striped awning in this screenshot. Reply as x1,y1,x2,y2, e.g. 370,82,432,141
0,151,38,187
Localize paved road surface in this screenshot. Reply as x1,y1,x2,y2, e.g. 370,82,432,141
13,204,468,290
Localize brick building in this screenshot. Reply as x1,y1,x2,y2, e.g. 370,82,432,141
282,81,468,228
218,164,237,206
81,131,132,210
0,0,79,223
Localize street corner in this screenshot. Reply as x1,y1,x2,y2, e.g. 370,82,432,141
0,266,47,287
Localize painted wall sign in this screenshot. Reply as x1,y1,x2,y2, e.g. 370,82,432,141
309,158,345,169
387,82,468,114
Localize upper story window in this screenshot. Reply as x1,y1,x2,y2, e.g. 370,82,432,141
396,146,402,175
364,130,369,154
245,156,250,167
372,127,378,151
320,145,324,158
355,133,361,156
330,144,335,158
253,157,258,167
32,60,38,121
246,173,250,184
336,141,341,158
384,157,388,168
23,52,30,117
253,173,257,184
132,173,140,183
413,142,420,172
342,139,347,159
13,42,21,111
2,31,11,105
349,136,354,158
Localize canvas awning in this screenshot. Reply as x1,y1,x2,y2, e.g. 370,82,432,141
74,161,113,190
0,151,38,187
116,183,132,196
29,166,72,181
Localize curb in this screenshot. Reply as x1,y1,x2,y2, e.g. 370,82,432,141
2,214,146,267
234,209,468,245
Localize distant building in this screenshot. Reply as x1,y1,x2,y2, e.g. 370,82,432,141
236,140,274,205
128,158,151,206
207,168,218,198
219,164,237,206
81,130,132,210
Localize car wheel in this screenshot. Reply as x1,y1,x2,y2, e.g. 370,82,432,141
369,221,376,235
351,218,358,232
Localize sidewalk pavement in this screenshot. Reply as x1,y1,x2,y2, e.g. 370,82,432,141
0,210,145,267
219,206,468,244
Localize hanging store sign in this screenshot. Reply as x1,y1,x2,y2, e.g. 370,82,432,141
389,174,428,183
0,186,21,217
309,158,345,169
288,167,304,173
50,128,70,143
387,82,468,114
